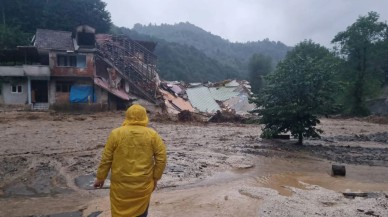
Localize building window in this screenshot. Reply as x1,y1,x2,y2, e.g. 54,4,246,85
56,81,73,93
57,54,86,68
11,84,23,93
76,55,86,68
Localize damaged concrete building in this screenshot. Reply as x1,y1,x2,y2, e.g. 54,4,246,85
0,25,162,110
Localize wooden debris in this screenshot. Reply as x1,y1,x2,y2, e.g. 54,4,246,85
343,192,368,198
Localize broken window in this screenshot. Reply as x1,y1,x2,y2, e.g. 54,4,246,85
56,81,73,93
11,84,23,93
77,32,95,46
57,54,86,68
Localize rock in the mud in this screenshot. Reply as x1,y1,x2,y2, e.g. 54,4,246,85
87,211,103,217
332,164,346,176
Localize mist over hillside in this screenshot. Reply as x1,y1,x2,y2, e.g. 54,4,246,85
113,26,238,82
118,22,291,82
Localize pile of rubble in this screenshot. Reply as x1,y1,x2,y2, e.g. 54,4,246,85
159,79,256,122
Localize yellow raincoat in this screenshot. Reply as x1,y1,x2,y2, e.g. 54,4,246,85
96,104,167,217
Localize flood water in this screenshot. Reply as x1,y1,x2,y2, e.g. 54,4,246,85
191,156,388,197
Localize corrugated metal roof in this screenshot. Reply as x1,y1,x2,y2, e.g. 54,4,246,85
186,86,221,113
209,87,240,101
34,29,74,51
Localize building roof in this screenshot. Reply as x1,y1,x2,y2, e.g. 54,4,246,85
186,86,221,113
34,29,74,51
160,89,194,112
209,86,240,101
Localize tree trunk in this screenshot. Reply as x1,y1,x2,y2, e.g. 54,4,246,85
297,133,303,145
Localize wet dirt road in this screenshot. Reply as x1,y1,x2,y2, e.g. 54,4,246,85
0,111,388,217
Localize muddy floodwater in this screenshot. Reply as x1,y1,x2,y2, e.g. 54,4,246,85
0,111,388,217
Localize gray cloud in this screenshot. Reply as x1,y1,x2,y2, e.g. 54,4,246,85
104,0,388,47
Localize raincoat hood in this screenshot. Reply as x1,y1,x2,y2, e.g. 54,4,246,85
122,104,149,127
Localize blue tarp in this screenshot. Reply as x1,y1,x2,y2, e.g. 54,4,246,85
69,85,95,103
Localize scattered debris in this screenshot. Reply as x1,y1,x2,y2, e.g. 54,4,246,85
160,80,257,120
365,210,380,217
178,110,193,122
208,110,246,123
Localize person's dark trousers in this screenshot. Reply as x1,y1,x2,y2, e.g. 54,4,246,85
137,204,149,217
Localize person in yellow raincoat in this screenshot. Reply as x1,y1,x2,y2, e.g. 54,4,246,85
94,104,167,217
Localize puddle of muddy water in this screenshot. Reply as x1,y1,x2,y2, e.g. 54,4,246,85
74,174,110,190
188,156,388,197
30,211,83,217
252,157,388,196
2,165,72,198
23,211,103,217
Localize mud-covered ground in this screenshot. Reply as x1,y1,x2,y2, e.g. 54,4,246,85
0,111,388,217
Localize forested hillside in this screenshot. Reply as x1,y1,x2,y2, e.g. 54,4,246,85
132,22,291,77
113,27,239,82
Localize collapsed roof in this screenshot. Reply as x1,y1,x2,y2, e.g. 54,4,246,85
162,80,256,115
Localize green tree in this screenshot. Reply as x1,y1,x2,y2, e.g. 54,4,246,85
332,11,388,116
374,27,388,86
251,40,340,145
248,53,273,94
41,0,111,33
0,25,29,49
0,0,111,49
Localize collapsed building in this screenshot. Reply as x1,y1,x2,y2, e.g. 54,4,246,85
0,25,255,116
161,79,255,116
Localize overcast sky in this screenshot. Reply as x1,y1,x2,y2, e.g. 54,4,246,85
103,0,388,47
